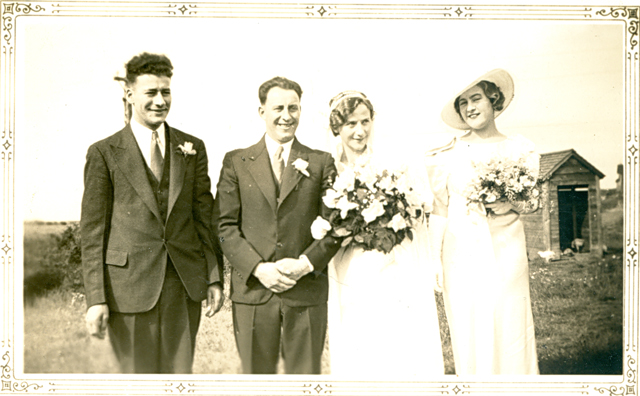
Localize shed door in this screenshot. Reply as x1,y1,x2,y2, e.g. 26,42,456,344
557,185,589,251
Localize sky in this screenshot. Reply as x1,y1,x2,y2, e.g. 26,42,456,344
16,14,625,221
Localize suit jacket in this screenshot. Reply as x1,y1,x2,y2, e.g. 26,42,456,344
81,123,222,313
213,136,341,307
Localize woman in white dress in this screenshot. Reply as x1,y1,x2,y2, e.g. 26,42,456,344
326,90,444,377
426,69,539,375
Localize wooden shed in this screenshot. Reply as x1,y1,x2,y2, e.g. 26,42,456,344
521,149,605,258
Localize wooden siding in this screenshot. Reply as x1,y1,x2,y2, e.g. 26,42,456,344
552,158,593,175
541,181,552,251
521,180,551,257
522,213,546,258
549,173,595,184
590,174,603,255
548,181,562,254
522,151,603,258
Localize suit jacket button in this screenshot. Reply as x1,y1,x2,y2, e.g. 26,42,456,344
276,242,283,248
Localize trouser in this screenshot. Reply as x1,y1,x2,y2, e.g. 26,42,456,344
232,295,327,374
108,260,202,374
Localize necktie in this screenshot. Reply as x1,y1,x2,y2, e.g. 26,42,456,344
150,131,163,181
273,145,284,186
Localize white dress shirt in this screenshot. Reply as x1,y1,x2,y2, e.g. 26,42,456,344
264,133,294,169
130,118,166,168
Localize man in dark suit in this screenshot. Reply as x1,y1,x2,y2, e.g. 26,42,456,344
81,52,223,374
213,77,341,374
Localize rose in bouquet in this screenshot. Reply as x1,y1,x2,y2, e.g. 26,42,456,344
310,156,425,254
466,152,540,215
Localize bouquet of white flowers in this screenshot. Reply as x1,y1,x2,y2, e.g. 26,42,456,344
310,156,425,254
466,152,540,215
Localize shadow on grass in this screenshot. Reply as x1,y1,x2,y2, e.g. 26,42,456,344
539,344,623,375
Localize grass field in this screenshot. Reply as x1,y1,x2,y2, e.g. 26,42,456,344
22,209,624,375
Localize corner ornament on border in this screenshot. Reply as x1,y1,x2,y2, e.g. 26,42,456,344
594,355,637,395
595,6,639,53
594,385,637,396
1,351,43,392
2,3,46,45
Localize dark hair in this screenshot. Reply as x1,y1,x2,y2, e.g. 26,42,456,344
328,92,375,136
454,80,505,120
258,77,303,105
125,52,173,84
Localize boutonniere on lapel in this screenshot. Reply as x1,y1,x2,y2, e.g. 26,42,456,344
177,141,197,157
292,158,310,177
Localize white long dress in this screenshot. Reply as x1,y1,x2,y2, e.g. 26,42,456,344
327,159,444,378
428,134,539,375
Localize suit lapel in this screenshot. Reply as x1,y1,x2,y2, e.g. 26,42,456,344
278,139,308,208
247,137,277,212
167,125,186,220
110,125,162,222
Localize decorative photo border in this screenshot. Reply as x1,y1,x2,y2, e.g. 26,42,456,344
1,2,638,395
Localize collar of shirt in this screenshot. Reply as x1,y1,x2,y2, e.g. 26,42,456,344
130,117,166,166
264,133,294,165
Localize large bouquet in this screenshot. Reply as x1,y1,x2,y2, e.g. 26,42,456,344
466,152,540,214
310,156,425,254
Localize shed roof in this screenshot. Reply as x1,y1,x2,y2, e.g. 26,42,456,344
539,149,605,180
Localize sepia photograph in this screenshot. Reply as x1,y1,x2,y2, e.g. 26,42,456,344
2,0,638,394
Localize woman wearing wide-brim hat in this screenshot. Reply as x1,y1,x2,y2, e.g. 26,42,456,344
426,69,540,375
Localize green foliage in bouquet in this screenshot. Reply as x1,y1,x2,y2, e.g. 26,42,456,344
467,155,542,213
312,163,424,254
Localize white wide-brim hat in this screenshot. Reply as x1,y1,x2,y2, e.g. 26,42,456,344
441,68,514,130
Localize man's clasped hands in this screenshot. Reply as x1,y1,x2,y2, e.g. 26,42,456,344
252,257,313,293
